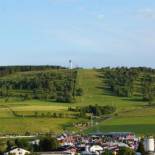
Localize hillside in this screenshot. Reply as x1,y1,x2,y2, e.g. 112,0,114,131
78,69,155,135
0,68,155,135
78,69,146,108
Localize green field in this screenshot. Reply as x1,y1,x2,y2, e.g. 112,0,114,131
0,69,155,135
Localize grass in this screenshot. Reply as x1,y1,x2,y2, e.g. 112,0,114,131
86,116,155,135
78,69,155,135
0,69,155,135
0,117,76,134
77,69,146,109
0,98,77,134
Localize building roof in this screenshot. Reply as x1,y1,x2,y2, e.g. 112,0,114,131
89,132,135,137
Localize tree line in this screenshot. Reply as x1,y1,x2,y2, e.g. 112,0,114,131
0,65,65,77
0,136,59,154
68,105,116,117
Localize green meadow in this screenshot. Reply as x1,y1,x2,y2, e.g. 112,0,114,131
0,69,155,135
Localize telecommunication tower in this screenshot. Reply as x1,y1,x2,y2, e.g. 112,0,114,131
69,60,72,69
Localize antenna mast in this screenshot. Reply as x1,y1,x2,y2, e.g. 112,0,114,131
69,60,72,69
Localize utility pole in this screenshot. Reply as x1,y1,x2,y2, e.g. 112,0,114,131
91,113,94,127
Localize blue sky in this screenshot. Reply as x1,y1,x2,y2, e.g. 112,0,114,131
0,0,155,68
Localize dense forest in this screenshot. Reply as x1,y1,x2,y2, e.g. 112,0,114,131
0,66,82,103
101,67,155,104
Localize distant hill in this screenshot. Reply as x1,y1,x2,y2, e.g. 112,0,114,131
1,66,155,107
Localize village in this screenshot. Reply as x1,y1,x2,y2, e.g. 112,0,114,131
0,0,155,155
1,132,155,155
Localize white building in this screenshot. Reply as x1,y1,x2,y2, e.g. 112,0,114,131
5,148,30,155
144,137,155,152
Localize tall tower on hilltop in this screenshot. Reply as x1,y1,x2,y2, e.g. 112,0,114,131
69,60,72,69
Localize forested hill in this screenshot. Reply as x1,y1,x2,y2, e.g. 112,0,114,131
100,67,155,104
0,66,83,103
0,66,155,105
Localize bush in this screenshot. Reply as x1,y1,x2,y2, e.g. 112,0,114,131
118,147,135,155
102,150,112,155
137,140,145,155
14,139,29,150
39,137,59,151
76,88,84,96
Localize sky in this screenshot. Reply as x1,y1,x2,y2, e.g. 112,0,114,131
0,0,155,68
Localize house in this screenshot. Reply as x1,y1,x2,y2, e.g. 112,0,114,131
4,148,30,155
89,145,103,154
